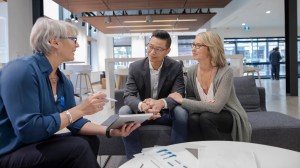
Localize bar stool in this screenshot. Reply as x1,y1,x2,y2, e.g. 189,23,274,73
74,71,94,100
114,68,128,90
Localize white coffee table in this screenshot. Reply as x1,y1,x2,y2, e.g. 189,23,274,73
120,141,300,168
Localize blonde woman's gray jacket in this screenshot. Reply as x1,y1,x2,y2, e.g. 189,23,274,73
181,64,251,142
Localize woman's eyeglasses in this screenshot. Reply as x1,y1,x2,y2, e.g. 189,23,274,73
191,43,207,49
61,37,77,44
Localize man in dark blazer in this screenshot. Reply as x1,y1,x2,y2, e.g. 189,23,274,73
119,30,188,159
269,46,282,80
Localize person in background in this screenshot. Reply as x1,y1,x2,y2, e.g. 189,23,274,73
269,46,282,80
169,31,251,142
119,30,188,160
0,17,139,168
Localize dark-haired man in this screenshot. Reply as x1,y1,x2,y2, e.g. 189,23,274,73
269,47,282,80
119,30,188,159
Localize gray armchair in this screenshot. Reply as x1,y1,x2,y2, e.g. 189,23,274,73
98,76,300,156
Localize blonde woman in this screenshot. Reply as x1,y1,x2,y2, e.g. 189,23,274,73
169,31,251,142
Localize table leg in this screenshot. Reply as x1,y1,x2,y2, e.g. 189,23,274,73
257,70,262,87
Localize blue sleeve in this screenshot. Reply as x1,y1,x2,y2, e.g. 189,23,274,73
67,118,90,134
1,61,60,144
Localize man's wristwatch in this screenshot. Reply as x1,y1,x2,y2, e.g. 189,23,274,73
106,128,112,138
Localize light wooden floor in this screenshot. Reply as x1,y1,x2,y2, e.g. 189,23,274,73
260,78,300,119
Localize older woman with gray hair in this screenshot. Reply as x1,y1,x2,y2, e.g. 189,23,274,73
169,31,251,142
0,17,139,168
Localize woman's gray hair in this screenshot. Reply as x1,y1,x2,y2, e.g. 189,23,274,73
30,17,78,54
196,31,227,67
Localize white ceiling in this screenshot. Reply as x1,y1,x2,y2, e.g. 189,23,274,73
210,0,299,29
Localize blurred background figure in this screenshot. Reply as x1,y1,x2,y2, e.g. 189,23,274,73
269,47,282,80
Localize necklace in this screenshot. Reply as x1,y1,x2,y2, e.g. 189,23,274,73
49,75,58,84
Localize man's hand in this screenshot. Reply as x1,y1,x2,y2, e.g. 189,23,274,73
143,98,164,114
141,102,151,112
110,123,141,137
168,92,183,104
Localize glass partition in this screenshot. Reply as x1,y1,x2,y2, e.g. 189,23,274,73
224,37,300,78
113,37,132,69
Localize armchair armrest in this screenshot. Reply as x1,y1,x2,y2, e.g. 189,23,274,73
257,87,266,111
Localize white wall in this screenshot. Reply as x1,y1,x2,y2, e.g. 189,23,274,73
90,32,99,71
43,0,59,20
98,31,113,71
131,36,146,58
74,24,88,63
169,35,178,57
7,0,32,60
0,2,8,63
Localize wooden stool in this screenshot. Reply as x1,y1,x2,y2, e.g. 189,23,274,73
114,68,128,90
116,75,127,90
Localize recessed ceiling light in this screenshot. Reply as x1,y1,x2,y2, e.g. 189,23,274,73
124,19,197,23
130,28,189,32
266,11,271,14
107,25,172,28
242,23,246,26
124,20,147,23
153,19,197,22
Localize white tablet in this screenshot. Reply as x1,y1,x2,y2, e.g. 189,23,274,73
102,113,152,129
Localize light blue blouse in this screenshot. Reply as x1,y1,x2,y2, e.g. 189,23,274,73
0,53,89,156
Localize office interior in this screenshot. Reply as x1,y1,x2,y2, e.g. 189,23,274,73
0,0,300,167
0,0,300,125
1,0,299,89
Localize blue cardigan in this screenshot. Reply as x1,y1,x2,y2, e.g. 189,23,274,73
0,53,89,156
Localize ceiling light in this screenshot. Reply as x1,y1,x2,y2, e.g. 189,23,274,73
124,19,197,23
107,25,172,28
130,28,189,32
266,11,271,14
124,20,147,23
104,16,111,24
145,15,153,23
74,16,78,23
153,19,197,22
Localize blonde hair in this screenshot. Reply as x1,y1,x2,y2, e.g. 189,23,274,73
196,31,226,67
30,17,78,54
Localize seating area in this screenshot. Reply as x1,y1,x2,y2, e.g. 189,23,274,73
98,76,300,157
